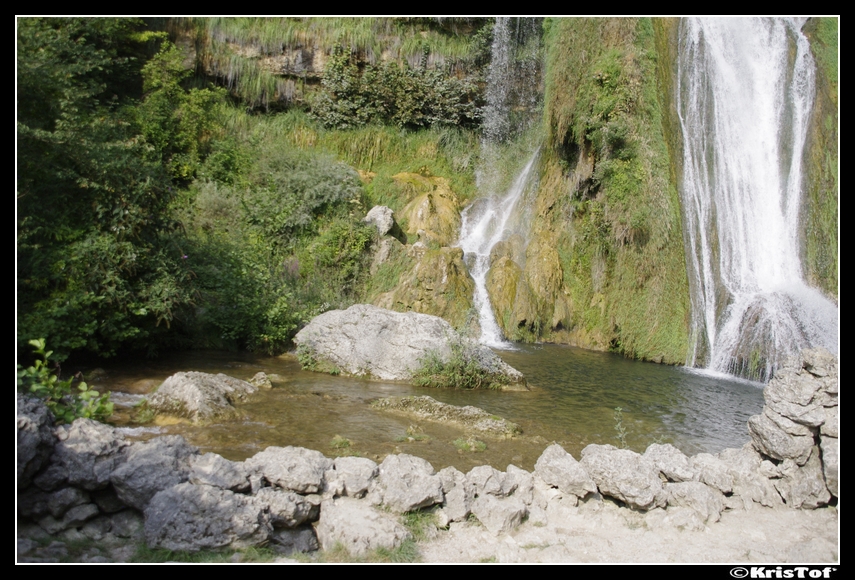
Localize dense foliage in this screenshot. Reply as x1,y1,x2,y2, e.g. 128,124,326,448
312,46,481,130
17,18,201,361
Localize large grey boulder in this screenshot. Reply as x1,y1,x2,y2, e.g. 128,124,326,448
244,446,333,494
466,465,507,497
580,444,665,510
534,443,597,498
436,466,473,524
188,453,249,492
664,481,724,523
37,503,100,535
254,488,316,528
17,394,55,489
362,205,398,237
820,436,838,497
643,443,696,482
691,452,734,494
748,348,837,466
377,453,444,513
470,494,527,535
146,372,258,424
323,456,379,499
774,448,832,509
46,419,129,491
717,444,783,509
110,435,198,510
748,410,815,465
144,483,272,552
293,304,525,388
314,497,410,557
504,464,534,505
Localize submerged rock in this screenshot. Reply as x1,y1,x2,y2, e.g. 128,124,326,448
371,395,521,437
293,304,525,389
146,372,258,424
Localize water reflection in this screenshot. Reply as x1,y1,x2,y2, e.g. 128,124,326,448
90,344,764,472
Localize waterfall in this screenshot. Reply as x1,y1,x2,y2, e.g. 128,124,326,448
457,17,542,347
677,18,838,381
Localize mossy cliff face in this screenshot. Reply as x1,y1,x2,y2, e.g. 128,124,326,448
802,17,838,301
501,18,691,363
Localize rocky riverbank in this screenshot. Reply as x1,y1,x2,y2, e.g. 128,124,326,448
16,349,838,563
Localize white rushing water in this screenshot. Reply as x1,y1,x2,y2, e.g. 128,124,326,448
458,151,539,347
677,18,838,380
458,17,542,348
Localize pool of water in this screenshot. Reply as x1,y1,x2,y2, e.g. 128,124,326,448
90,343,765,473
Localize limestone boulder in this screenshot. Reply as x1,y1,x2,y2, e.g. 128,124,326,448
377,453,443,513
17,394,56,489
644,443,696,482
470,494,527,535
437,466,473,523
254,488,316,528
46,419,129,491
664,481,725,523
535,443,597,498
691,453,734,494
362,205,405,243
294,304,525,389
466,465,507,498
717,444,783,509
144,483,272,552
820,436,838,497
188,453,250,492
314,497,410,557
580,444,665,510
110,435,198,511
774,448,832,508
323,456,379,499
748,409,816,465
146,372,258,424
244,446,333,495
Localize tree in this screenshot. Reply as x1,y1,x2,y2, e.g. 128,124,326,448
17,18,197,360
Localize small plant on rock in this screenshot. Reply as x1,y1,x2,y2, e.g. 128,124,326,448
17,339,113,424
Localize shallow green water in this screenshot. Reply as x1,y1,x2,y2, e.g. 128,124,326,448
95,343,764,473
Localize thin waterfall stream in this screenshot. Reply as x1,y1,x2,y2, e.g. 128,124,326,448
457,17,543,348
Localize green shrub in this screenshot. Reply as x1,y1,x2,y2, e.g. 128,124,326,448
17,339,113,424
312,46,481,130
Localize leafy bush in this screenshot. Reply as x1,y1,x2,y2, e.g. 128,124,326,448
312,46,481,130
240,149,364,241
17,339,114,424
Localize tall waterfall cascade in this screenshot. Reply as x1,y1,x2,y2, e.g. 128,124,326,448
677,18,838,381
458,17,543,347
